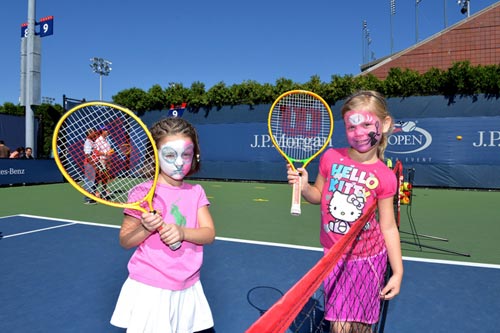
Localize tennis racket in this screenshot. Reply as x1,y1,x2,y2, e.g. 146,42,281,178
247,286,284,317
268,90,334,216
52,101,181,250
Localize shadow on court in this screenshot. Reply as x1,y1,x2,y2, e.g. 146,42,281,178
0,215,498,332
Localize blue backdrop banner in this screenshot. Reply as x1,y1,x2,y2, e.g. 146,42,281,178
1,95,499,188
172,94,500,189
0,159,64,186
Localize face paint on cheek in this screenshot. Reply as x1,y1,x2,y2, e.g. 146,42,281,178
368,131,379,146
344,110,382,153
159,140,194,180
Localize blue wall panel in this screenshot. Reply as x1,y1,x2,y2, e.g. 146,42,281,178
0,159,64,186
1,95,499,188
174,94,500,189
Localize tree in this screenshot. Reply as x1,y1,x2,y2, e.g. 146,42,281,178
187,81,207,110
0,102,24,115
112,88,149,115
384,67,422,97
205,82,230,109
147,84,168,111
34,103,65,157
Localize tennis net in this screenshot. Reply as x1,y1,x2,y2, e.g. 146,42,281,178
245,199,392,333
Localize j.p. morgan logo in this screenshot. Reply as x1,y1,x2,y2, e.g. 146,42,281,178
387,121,432,154
250,133,332,152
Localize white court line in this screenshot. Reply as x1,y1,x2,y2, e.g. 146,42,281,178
216,236,323,252
17,213,120,229
3,214,499,270
2,222,77,239
217,236,500,269
401,256,500,269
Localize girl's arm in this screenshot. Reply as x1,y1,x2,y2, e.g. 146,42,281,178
287,165,324,205
182,205,216,245
119,213,161,249
158,205,216,246
378,196,404,300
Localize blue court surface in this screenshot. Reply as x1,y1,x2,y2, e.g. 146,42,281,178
1,215,499,332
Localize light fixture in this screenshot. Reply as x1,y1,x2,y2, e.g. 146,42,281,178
90,57,112,100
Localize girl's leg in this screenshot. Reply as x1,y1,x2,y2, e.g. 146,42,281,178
330,321,372,333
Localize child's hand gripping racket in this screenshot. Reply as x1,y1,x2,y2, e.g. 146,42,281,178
52,101,181,250
268,90,333,216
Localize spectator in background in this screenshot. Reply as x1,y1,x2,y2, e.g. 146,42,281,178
23,147,35,159
0,140,10,158
10,147,25,159
93,127,113,199
84,129,98,205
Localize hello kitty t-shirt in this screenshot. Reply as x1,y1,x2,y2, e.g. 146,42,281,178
319,147,396,257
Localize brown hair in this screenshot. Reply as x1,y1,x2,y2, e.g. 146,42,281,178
149,117,201,176
341,90,394,160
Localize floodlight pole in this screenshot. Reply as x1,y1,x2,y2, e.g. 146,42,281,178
23,0,38,155
99,74,103,100
444,0,448,28
415,0,421,43
90,57,112,101
390,0,396,54
361,20,365,64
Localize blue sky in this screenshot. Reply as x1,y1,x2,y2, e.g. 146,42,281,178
0,0,497,105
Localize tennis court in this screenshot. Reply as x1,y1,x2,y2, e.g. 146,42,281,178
1,181,499,332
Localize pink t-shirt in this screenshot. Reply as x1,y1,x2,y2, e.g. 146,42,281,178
124,181,210,290
319,148,396,257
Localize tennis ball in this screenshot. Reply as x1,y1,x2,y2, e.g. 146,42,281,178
401,196,410,205
401,121,417,132
456,135,463,140
403,182,412,191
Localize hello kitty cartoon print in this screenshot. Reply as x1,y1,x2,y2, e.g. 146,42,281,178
318,147,396,256
327,191,365,235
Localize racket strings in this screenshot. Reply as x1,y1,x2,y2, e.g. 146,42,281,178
56,104,157,205
270,93,332,161
247,286,284,316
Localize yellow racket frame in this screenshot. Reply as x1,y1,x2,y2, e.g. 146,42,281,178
268,90,334,215
52,101,160,212
267,89,334,172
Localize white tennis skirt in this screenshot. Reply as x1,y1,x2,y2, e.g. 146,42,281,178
110,277,214,333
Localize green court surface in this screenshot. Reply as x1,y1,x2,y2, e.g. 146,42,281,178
1,180,498,265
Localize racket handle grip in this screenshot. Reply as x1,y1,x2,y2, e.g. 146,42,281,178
290,177,302,216
156,222,182,251
169,241,182,251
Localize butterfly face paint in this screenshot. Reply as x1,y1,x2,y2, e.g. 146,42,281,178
159,139,194,180
344,110,382,153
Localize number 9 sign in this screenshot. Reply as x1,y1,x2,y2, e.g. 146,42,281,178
168,103,186,118
39,16,54,37
20,16,54,38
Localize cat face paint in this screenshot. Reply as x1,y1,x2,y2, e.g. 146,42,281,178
159,139,194,180
344,110,382,153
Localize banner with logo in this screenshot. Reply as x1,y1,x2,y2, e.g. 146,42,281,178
388,117,500,164
2,95,497,188
140,94,500,189
386,117,500,188
0,159,64,186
